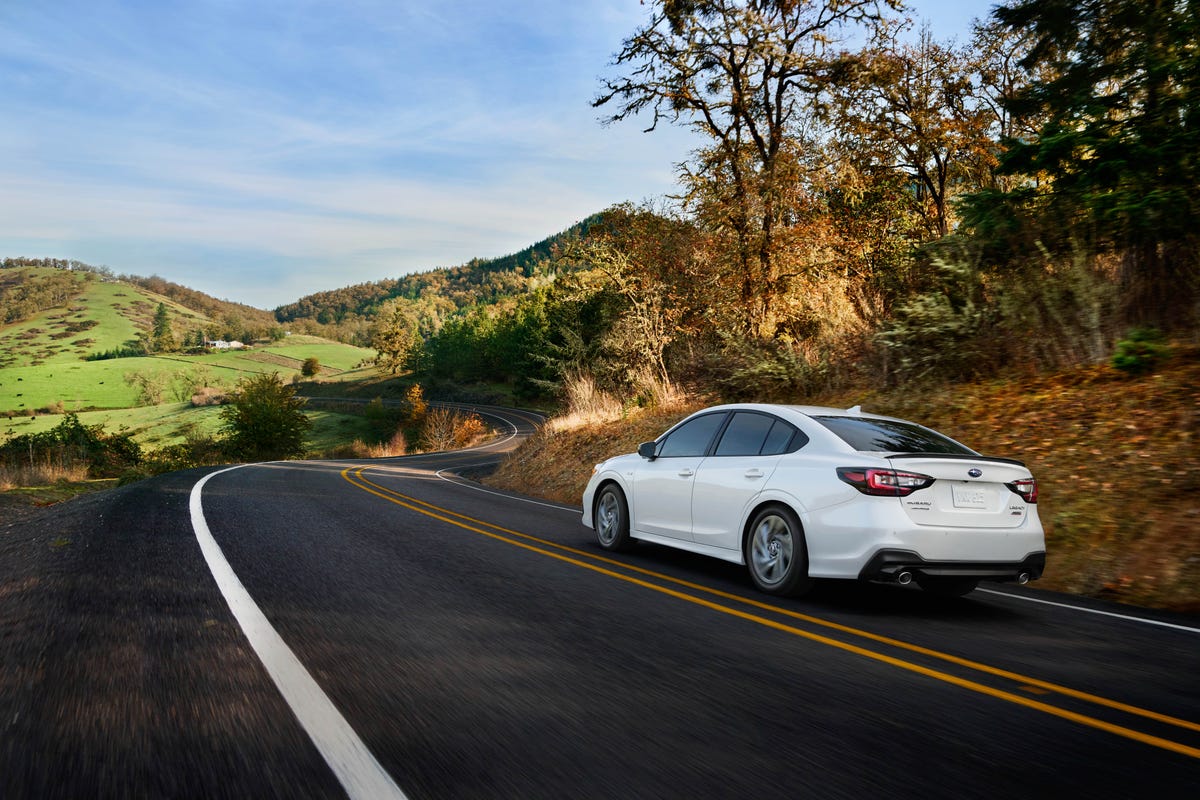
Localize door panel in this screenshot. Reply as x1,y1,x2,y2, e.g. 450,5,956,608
631,457,702,539
691,455,782,550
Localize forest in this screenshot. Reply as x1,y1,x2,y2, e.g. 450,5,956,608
331,0,1198,406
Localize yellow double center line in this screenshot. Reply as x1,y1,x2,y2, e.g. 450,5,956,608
343,466,1200,760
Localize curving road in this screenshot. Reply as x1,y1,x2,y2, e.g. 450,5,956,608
1,405,1197,799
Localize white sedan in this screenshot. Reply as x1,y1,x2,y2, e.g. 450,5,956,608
582,404,1045,597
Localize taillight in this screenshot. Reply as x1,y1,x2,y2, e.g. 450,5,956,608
837,467,934,497
1006,478,1039,504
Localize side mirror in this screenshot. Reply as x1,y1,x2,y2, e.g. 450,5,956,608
637,441,658,460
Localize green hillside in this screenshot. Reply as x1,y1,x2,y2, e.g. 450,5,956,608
0,265,378,449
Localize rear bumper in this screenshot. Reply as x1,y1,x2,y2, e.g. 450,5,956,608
858,549,1046,584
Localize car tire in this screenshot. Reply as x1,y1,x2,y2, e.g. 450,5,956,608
917,577,979,597
744,505,811,597
594,484,633,552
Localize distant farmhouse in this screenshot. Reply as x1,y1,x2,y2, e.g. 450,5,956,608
205,339,246,350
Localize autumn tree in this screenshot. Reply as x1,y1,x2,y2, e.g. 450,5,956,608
370,299,419,373
832,27,995,239
559,205,701,392
596,0,900,340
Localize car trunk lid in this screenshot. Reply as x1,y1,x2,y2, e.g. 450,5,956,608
887,454,1032,529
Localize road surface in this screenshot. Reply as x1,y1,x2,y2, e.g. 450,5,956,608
2,405,1197,798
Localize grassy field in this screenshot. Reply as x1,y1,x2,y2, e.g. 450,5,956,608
1,271,382,457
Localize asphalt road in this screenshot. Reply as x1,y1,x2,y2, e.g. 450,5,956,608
2,405,1198,799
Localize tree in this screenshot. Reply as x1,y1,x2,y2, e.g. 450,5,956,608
369,299,419,374
975,0,1200,328
832,27,995,239
301,357,320,377
558,205,699,391
219,372,312,461
595,0,900,339
152,302,175,352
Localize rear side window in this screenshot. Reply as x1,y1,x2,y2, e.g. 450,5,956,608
812,416,976,455
714,412,804,456
658,413,727,458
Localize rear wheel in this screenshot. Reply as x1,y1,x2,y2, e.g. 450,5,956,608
594,485,632,552
917,577,979,597
744,505,811,597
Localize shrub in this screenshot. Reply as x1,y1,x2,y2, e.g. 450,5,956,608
219,372,312,461
301,357,320,377
419,407,487,452
1111,328,1170,376
190,386,229,406
0,413,141,479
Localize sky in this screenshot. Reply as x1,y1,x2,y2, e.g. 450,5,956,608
1,1,996,309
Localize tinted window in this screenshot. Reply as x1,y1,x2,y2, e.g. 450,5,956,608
762,419,804,455
658,413,726,458
812,416,976,455
713,412,803,456
714,412,776,456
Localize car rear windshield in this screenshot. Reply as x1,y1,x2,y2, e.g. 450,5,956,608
812,416,977,455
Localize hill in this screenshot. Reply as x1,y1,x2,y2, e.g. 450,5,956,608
274,215,600,345
0,261,377,451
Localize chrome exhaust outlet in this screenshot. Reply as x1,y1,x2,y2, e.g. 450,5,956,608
896,570,913,585
1017,572,1030,585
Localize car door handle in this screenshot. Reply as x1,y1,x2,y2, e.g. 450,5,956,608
678,468,694,478
744,469,765,479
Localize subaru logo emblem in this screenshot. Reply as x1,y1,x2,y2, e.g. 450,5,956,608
968,468,983,478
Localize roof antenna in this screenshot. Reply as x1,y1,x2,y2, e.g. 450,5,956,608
847,404,863,414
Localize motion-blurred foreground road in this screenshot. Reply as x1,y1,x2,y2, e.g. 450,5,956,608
2,405,1197,799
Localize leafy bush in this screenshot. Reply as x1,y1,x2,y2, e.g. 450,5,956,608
141,435,226,474
219,372,312,461
1111,328,1170,375
0,413,141,478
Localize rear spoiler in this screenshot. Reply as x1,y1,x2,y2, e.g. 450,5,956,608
886,452,1028,468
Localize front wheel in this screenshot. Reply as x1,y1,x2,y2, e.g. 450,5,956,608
594,485,633,552
744,505,811,597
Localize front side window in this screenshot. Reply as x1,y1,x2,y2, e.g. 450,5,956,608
657,413,727,458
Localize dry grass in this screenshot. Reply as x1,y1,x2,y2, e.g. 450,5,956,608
321,429,409,459
486,347,1200,612
488,401,703,507
0,461,91,490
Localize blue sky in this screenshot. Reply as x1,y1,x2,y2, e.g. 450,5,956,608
1,1,995,309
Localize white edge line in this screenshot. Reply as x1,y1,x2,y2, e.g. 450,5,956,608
190,465,409,800
433,468,581,513
977,588,1200,634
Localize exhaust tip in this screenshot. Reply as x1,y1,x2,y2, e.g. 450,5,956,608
1017,572,1031,585
896,570,913,585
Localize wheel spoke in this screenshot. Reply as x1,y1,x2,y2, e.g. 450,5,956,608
750,514,792,586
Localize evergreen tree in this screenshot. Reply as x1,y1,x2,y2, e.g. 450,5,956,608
152,302,176,352
970,0,1200,328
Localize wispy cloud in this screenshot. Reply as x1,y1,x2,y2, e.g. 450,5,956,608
0,0,700,307
1,0,978,307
